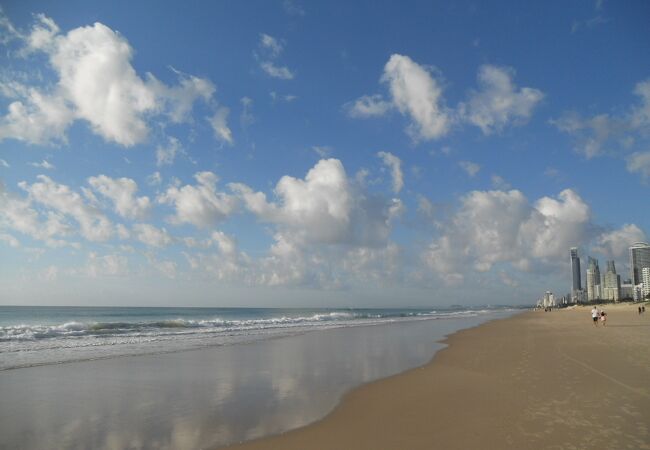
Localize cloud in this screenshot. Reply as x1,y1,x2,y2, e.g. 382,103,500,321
86,252,129,277
0,15,216,146
260,62,295,80
0,232,20,247
345,95,392,118
550,112,617,158
147,171,162,186
459,65,544,134
231,158,403,256
0,159,8,168
0,182,73,246
377,151,404,193
423,188,591,282
208,107,234,144
459,160,480,177
156,136,182,167
220,159,404,287
312,145,332,158
256,33,295,80
491,174,511,190
88,175,151,220
626,151,650,179
381,54,450,141
18,175,113,241
282,0,305,16
133,223,173,248
0,83,74,145
151,258,177,279
347,56,543,142
552,77,650,159
417,195,435,219
158,171,238,228
593,224,647,258
259,33,283,58
240,96,255,130
29,159,55,170
270,91,298,103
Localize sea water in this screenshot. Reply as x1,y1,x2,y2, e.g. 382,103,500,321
0,305,512,370
0,306,520,449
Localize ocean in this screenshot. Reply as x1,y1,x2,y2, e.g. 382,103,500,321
0,305,520,449
0,305,514,371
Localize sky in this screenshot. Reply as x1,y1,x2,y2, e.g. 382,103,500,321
0,0,649,307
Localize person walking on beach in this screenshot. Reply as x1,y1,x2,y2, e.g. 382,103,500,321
600,311,607,326
591,306,599,326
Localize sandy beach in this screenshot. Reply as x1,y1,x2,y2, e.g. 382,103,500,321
226,304,650,450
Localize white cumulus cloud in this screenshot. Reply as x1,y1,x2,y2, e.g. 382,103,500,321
156,136,182,167
208,107,234,145
345,95,392,118
133,223,173,248
88,175,151,220
0,15,217,146
256,33,295,80
29,159,55,170
260,62,295,80
423,188,591,282
459,160,480,177
626,151,650,179
593,224,647,258
347,56,543,142
459,65,544,134
381,54,451,141
18,175,113,242
552,77,650,159
158,171,238,228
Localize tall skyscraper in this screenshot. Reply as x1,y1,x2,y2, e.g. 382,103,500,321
603,260,621,301
629,242,650,286
570,247,581,293
586,256,601,301
643,267,650,299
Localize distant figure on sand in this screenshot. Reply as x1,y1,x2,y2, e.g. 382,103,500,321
640,306,643,315
600,311,607,326
591,306,599,326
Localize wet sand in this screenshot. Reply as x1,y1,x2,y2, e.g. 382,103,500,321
227,304,650,450
1,313,505,449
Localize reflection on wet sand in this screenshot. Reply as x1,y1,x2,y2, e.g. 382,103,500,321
0,314,506,449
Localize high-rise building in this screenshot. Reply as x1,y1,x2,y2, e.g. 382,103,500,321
570,247,581,293
629,242,650,286
586,256,601,301
643,267,650,299
602,260,621,302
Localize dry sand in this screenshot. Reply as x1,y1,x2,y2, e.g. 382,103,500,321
225,304,650,450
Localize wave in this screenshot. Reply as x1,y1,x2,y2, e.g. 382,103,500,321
0,308,508,343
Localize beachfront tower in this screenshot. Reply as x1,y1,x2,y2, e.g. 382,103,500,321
570,247,581,293
586,257,601,301
629,242,650,287
603,260,621,302
643,267,650,299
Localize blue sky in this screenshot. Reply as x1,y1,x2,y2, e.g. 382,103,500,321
0,0,649,307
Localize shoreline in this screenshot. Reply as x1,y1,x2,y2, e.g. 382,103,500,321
1,310,508,449
225,303,650,450
0,307,511,372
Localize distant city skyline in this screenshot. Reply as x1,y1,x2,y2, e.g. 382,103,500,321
0,1,649,307
565,242,649,303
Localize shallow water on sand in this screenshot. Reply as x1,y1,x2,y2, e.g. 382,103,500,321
0,311,515,449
